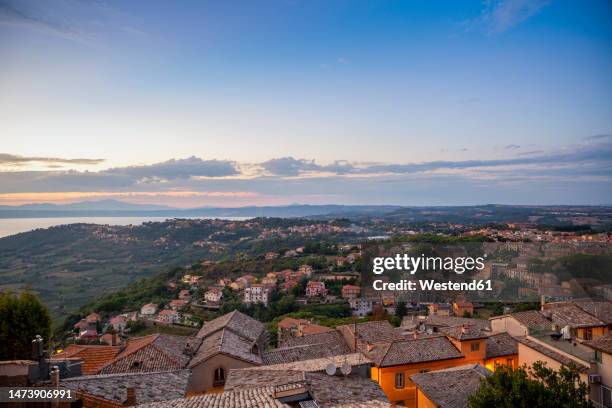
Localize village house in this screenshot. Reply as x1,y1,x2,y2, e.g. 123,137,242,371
411,364,492,408
157,309,179,324
261,275,278,288
188,311,266,393
428,303,451,316
168,299,189,310
109,315,127,333
306,281,328,297
181,275,202,285
264,251,278,260
453,301,474,317
178,289,191,300
244,284,269,305
584,331,612,406
342,284,361,300
336,256,347,267
140,303,158,316
204,287,223,303
350,297,375,317
276,317,332,345
298,264,314,277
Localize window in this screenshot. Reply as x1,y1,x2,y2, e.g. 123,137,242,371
506,358,514,368
595,350,603,363
470,342,480,352
395,373,405,389
584,328,593,341
213,367,225,386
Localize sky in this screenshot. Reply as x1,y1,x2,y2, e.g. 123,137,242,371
0,0,611,207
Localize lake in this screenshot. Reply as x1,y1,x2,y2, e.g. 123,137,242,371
0,216,250,238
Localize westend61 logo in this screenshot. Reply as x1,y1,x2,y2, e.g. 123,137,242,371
372,254,486,275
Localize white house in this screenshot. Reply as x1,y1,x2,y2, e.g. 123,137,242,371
244,285,269,306
140,303,158,316
205,288,223,303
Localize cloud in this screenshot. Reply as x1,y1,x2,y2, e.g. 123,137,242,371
0,153,104,166
504,144,521,149
261,157,354,176
105,156,239,179
470,0,550,34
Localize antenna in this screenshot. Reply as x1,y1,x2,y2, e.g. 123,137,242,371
325,363,337,376
340,362,352,376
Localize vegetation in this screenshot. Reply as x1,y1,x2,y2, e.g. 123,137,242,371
469,362,592,408
0,291,52,360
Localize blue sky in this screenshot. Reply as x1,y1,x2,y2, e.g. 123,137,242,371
0,0,611,206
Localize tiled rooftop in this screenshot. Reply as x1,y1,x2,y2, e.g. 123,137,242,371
545,304,606,328
366,336,463,367
53,345,120,375
236,353,371,374
424,315,491,331
280,330,347,348
574,301,612,325
441,325,489,341
99,334,200,374
225,369,306,391
507,310,552,332
485,333,518,359
138,371,390,407
410,364,492,408
262,341,351,365
138,386,288,407
189,328,262,367
60,370,190,405
584,331,612,355
337,321,404,352
196,310,265,342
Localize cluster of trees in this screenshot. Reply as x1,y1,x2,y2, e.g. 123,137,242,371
0,291,52,360
469,362,592,408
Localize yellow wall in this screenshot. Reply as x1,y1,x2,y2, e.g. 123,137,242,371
577,326,607,341
371,358,466,407
449,338,486,363
485,355,518,371
416,389,437,408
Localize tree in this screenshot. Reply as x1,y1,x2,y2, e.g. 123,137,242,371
469,362,592,408
395,301,408,319
0,291,52,360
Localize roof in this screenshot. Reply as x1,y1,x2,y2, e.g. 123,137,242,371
189,328,262,367
336,321,404,352
441,325,489,341
246,353,371,373
196,310,264,342
515,336,590,373
262,341,351,365
500,310,551,331
139,371,390,408
485,333,518,359
225,369,306,391
410,364,492,408
99,334,201,374
366,337,463,367
546,304,606,328
60,370,190,405
305,372,391,408
425,315,491,331
54,345,121,375
574,301,612,325
279,330,349,349
584,331,612,354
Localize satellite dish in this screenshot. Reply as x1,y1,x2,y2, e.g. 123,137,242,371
340,362,352,376
325,363,337,376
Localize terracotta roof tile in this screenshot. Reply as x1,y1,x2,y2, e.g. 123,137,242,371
54,345,121,375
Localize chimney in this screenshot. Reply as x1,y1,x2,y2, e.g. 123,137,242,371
367,342,375,352
412,332,418,340
50,366,60,387
112,330,118,346
183,342,193,356
461,325,468,335
126,387,136,406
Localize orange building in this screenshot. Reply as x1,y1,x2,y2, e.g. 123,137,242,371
453,301,474,317
337,320,518,407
